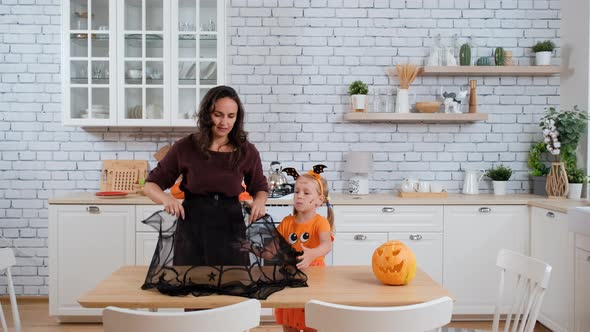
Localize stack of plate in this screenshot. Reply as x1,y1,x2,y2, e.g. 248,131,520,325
86,104,110,119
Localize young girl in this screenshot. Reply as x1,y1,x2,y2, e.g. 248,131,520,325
274,170,335,332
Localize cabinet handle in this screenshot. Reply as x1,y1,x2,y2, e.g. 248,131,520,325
87,206,100,214
381,207,395,213
354,234,367,241
479,207,491,213
546,212,555,218
409,234,422,241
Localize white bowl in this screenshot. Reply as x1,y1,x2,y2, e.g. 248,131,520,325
126,69,142,79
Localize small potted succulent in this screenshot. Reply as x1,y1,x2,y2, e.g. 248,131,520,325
348,80,369,112
567,167,587,199
532,40,556,66
486,165,513,195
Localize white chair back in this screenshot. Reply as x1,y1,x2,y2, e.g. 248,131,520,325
0,248,21,332
305,296,453,332
103,298,261,332
491,249,552,332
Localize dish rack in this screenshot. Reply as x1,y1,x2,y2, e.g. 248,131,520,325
100,160,148,193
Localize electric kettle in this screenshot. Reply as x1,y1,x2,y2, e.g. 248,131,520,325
462,169,485,195
267,161,288,191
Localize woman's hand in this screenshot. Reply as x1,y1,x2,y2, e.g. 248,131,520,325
162,195,185,219
248,197,266,223
144,182,185,220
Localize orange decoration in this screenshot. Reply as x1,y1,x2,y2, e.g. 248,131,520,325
238,182,252,202
170,178,184,199
371,240,417,285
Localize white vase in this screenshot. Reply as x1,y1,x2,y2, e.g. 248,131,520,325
395,89,409,113
567,183,583,199
535,51,552,66
351,95,367,111
492,181,507,195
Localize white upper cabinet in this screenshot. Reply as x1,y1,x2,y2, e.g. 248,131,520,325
62,0,225,127
63,0,117,126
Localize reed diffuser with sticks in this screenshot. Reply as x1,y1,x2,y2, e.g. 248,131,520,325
387,64,421,113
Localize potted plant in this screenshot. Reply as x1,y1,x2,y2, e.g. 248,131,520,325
567,167,587,199
539,105,589,198
348,80,369,112
486,165,512,195
527,142,550,195
532,40,556,66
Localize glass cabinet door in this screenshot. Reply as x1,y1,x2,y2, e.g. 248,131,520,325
65,0,116,125
172,0,223,126
118,0,170,125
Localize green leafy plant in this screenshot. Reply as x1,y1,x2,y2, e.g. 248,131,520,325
528,142,550,176
348,80,369,95
486,165,513,181
567,167,588,184
540,105,589,155
532,40,556,53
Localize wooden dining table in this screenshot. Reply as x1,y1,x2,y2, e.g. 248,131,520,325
79,265,453,309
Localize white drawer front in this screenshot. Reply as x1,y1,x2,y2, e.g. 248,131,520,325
136,205,174,232
334,205,443,232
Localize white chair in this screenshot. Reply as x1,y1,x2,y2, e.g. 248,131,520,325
443,249,552,332
305,296,453,332
0,248,21,332
103,298,261,332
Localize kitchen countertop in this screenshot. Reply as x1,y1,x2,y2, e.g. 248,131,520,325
49,192,589,213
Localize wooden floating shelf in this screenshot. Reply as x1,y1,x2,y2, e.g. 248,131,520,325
344,112,488,123
421,65,560,76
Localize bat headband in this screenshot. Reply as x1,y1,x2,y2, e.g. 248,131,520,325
282,164,327,195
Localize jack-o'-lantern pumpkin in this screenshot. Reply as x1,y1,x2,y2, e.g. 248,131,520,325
371,240,416,285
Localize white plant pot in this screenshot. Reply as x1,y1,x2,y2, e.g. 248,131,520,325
351,95,367,111
492,181,507,195
535,51,552,66
567,183,583,199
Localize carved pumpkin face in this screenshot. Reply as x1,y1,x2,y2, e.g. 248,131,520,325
371,240,417,285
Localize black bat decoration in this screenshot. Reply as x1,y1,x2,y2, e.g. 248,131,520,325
312,164,327,175
282,167,300,179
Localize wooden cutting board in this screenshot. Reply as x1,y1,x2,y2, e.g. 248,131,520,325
100,160,148,193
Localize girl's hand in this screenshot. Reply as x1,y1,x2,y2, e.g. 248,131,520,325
296,244,320,269
248,198,265,223
162,196,185,219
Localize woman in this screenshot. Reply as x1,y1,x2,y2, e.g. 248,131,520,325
144,85,268,266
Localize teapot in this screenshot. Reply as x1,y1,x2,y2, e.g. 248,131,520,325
267,161,288,191
462,169,485,195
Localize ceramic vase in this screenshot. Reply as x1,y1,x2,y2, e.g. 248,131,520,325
545,162,569,198
492,181,507,195
567,183,583,199
535,51,552,66
395,89,409,113
351,95,367,112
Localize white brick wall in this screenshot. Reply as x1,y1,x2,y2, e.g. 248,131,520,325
0,0,559,294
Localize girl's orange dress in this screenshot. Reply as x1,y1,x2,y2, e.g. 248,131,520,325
274,214,333,331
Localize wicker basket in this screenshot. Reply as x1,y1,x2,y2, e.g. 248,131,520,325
415,101,442,113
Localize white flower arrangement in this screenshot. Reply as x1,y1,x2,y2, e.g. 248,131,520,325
540,118,561,155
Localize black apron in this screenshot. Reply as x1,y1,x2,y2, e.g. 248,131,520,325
173,192,249,266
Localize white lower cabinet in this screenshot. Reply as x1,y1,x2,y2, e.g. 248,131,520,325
575,234,590,332
49,204,135,320
332,232,388,265
332,205,443,283
388,232,443,284
443,205,529,315
531,207,574,332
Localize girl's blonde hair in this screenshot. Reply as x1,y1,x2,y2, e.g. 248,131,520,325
292,173,335,232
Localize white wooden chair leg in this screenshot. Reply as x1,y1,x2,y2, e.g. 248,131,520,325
0,302,8,332
6,270,21,332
